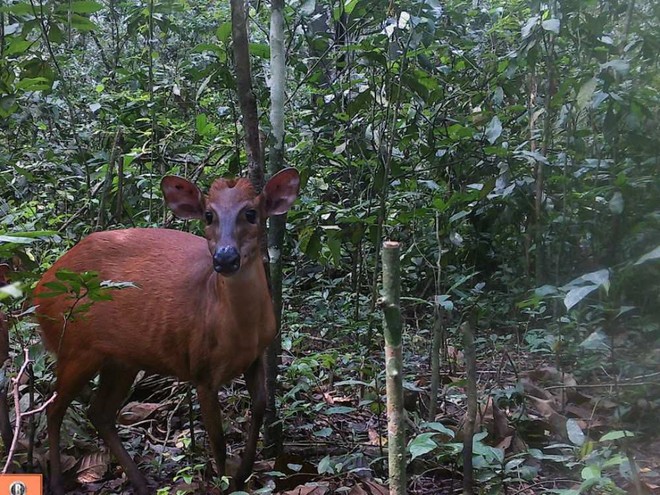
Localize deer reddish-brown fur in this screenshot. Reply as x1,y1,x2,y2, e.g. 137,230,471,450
33,168,300,494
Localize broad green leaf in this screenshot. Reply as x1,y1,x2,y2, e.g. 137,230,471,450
325,406,354,414
313,427,333,438
566,419,585,446
579,330,609,351
581,269,609,289
16,77,51,91
0,282,22,300
601,59,629,74
609,191,624,214
57,1,103,13
301,0,315,15
541,18,560,33
344,0,360,16
521,16,538,39
564,269,610,290
70,14,97,31
602,454,627,468
408,433,438,460
599,430,634,442
581,464,601,480
317,455,333,474
577,78,597,111
484,116,502,144
196,113,208,136
421,422,455,438
216,22,232,43
5,23,20,35
249,43,270,59
6,39,31,56
0,3,33,14
634,246,660,265
192,43,225,58
564,285,598,311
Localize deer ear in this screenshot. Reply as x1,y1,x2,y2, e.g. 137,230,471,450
161,176,205,219
263,168,300,217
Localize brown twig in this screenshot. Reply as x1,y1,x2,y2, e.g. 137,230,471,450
2,349,57,474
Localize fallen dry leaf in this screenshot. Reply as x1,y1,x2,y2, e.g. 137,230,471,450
363,480,389,494
349,484,368,495
368,428,385,446
118,401,162,425
77,451,111,483
283,483,330,495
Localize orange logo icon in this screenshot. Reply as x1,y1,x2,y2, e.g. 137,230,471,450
0,475,42,495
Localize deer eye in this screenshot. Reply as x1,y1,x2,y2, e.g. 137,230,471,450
204,211,213,225
245,209,257,224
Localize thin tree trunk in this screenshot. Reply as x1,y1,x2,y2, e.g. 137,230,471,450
263,0,286,457
428,213,443,420
382,241,406,495
462,321,477,495
230,0,263,188
528,63,544,285
428,309,442,420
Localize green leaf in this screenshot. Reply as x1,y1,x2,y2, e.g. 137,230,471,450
192,43,224,58
57,1,103,13
599,430,634,442
421,422,455,438
216,22,232,43
579,269,609,288
601,59,629,74
0,235,34,244
6,39,32,56
301,0,315,15
521,16,539,39
325,406,354,414
634,246,660,265
408,433,439,460
70,13,98,31
608,191,624,214
484,116,502,144
317,455,333,474
0,282,22,300
249,43,270,59
313,427,333,438
581,464,601,480
562,269,610,311
541,18,560,33
196,113,208,136
344,0,360,15
566,419,585,446
0,3,33,15
564,285,598,311
577,78,597,111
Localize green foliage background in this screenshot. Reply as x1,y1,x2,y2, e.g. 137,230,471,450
1,0,658,492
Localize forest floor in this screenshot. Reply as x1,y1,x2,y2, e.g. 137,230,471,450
22,331,658,495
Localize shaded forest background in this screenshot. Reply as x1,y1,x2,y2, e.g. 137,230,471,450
0,0,659,493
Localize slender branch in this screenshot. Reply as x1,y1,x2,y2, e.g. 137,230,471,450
2,349,57,474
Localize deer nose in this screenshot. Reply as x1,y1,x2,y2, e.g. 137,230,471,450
213,246,241,275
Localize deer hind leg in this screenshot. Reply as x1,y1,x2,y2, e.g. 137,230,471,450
48,356,102,495
235,355,266,490
87,361,146,494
